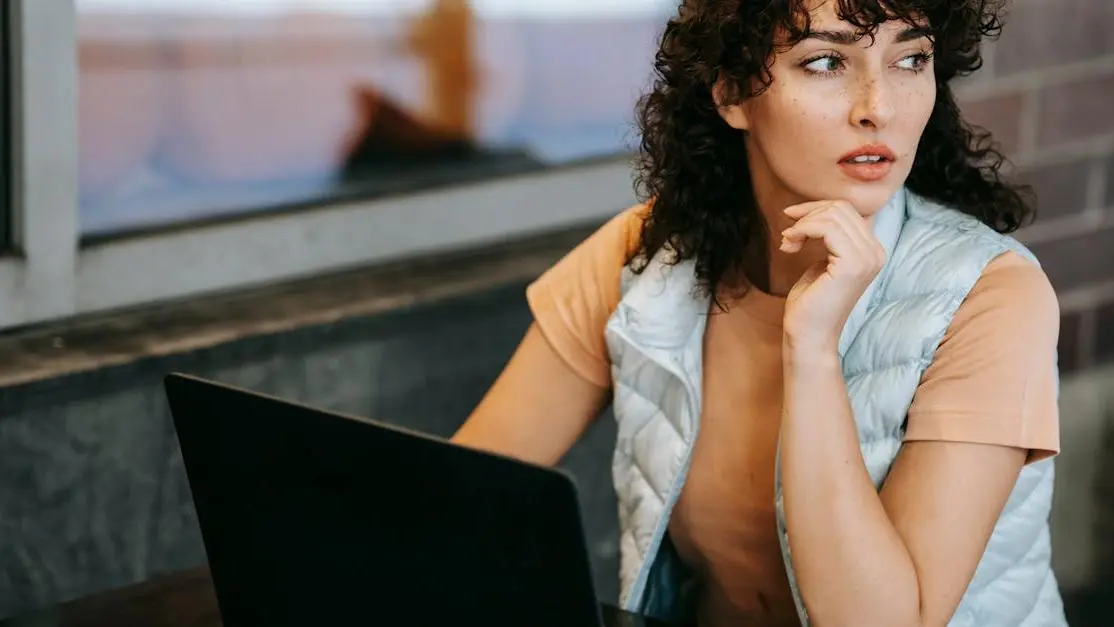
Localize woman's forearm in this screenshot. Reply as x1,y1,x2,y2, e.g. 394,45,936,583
780,345,922,627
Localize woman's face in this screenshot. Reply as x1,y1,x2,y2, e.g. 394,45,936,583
719,0,937,218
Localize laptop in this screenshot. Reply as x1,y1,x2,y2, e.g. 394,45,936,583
164,373,611,627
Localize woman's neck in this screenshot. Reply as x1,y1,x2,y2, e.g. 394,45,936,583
746,181,831,298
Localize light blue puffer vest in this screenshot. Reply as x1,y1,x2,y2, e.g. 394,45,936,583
603,189,1066,626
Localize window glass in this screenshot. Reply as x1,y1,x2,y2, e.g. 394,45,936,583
77,0,671,238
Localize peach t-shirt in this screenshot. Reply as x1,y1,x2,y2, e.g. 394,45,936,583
526,205,1061,627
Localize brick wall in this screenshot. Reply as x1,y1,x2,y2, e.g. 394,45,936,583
955,0,1114,374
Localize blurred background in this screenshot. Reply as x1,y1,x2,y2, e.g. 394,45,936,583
0,0,1111,623
76,0,669,237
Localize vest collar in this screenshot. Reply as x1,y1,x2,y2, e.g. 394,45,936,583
615,189,910,353
837,188,908,358
613,256,707,350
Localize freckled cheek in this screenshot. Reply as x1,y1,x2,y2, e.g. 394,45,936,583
790,100,839,147
897,86,936,130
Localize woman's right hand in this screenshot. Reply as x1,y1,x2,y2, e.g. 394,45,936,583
451,323,610,467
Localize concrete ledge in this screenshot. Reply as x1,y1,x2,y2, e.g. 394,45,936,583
0,220,599,391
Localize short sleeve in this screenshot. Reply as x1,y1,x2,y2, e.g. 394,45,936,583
904,251,1061,463
525,205,647,389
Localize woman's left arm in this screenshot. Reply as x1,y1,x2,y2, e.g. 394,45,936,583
777,199,1052,627
780,350,1026,627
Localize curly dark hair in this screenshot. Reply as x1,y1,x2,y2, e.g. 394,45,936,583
630,0,1034,300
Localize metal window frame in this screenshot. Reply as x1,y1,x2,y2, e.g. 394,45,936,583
0,0,11,253
0,0,635,331
0,0,78,329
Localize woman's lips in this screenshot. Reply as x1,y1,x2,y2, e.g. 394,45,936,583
838,144,896,182
839,158,893,182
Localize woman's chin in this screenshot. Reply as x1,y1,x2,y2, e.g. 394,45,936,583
784,178,907,217
830,184,906,218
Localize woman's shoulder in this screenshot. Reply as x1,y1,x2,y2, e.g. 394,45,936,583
967,251,1059,324
552,201,650,281
905,192,1015,241
891,224,1056,319
895,193,1045,278
522,202,651,387
886,194,1058,342
932,250,1059,395
606,201,652,260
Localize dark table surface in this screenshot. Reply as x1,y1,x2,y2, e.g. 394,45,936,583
0,566,678,627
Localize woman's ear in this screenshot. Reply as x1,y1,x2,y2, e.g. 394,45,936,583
712,77,750,131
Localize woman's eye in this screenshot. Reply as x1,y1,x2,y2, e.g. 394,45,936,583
896,52,932,72
803,55,844,74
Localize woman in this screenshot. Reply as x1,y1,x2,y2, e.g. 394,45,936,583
453,0,1065,625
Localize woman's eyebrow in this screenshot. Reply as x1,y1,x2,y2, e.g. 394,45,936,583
804,25,931,45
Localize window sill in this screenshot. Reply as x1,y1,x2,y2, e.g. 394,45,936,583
0,221,598,390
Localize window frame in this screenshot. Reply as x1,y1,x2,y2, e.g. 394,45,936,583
0,0,636,330
0,0,11,254
0,0,79,330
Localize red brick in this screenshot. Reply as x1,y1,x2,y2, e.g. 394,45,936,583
1037,73,1114,146
994,0,1114,76
1096,299,1114,364
1106,154,1114,207
1029,224,1114,291
1021,159,1091,222
1059,310,1085,374
958,92,1025,155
